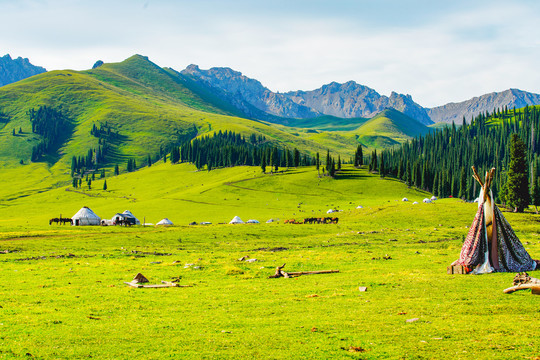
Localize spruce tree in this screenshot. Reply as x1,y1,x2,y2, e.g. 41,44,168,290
458,167,467,199
114,164,119,176
261,155,266,173
506,134,530,212
103,180,107,191
531,163,540,214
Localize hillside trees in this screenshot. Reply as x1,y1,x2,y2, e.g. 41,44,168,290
382,105,540,202
506,134,530,212
173,130,311,172
29,106,72,161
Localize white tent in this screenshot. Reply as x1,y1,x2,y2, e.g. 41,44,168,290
327,209,337,214
229,216,244,224
156,218,173,226
423,198,432,203
111,212,137,225
402,197,408,202
412,201,419,205
266,219,275,223
247,219,260,224
122,210,141,225
356,205,363,209
430,196,437,201
72,206,101,226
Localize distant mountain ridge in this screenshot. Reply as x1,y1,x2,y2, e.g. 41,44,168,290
180,64,540,125
427,89,540,124
0,54,46,87
180,65,320,123
284,81,432,125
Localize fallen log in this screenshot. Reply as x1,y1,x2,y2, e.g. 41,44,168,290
268,264,339,278
503,272,540,294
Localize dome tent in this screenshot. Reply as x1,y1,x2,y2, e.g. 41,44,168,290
229,216,244,224
122,210,141,225
72,206,101,226
156,218,173,226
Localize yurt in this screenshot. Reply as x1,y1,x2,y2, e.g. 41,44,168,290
156,218,173,226
423,198,432,203
229,216,244,224
72,206,101,226
402,198,408,202
246,219,260,224
112,212,137,225
430,196,437,201
122,210,141,225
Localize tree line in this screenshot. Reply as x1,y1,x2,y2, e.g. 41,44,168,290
377,105,540,210
29,106,72,161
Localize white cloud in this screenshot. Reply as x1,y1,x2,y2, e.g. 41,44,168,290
1,0,540,107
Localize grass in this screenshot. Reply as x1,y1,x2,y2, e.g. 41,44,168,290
0,164,539,359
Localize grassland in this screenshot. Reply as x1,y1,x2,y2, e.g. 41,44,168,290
0,164,539,359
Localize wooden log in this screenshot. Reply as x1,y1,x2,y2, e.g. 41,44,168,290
268,264,339,278
286,270,340,276
124,281,143,288
503,283,540,294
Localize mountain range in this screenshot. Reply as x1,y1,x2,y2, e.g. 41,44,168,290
2,53,540,127
0,54,46,87
179,65,540,126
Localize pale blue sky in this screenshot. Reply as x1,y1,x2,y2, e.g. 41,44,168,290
1,0,539,107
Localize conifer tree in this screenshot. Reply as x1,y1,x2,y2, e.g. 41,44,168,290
531,164,540,214
261,155,266,173
114,164,119,176
103,180,107,191
506,134,530,212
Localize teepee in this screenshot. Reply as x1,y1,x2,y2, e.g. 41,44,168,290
454,167,537,274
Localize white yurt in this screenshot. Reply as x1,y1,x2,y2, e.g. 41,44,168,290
246,219,260,224
156,218,173,226
356,205,363,209
402,197,408,202
72,206,101,226
430,196,437,201
412,201,419,205
229,216,244,224
122,210,141,225
423,198,432,203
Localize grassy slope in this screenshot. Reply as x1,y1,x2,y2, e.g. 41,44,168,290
0,164,539,359
0,56,356,181
354,108,432,148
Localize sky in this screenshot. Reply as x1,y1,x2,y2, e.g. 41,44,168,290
1,0,540,107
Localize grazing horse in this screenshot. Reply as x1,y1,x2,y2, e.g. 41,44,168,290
49,217,73,225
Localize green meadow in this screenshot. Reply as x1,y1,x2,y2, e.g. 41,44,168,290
1,165,539,359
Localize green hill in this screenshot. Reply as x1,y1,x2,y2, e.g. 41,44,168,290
0,55,437,196
0,56,358,177
353,108,432,148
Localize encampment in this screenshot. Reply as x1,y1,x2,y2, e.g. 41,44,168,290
229,216,244,224
71,206,101,226
453,167,538,274
156,218,173,226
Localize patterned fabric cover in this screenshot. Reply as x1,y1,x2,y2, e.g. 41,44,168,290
457,202,535,272
493,205,535,272
456,202,487,266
